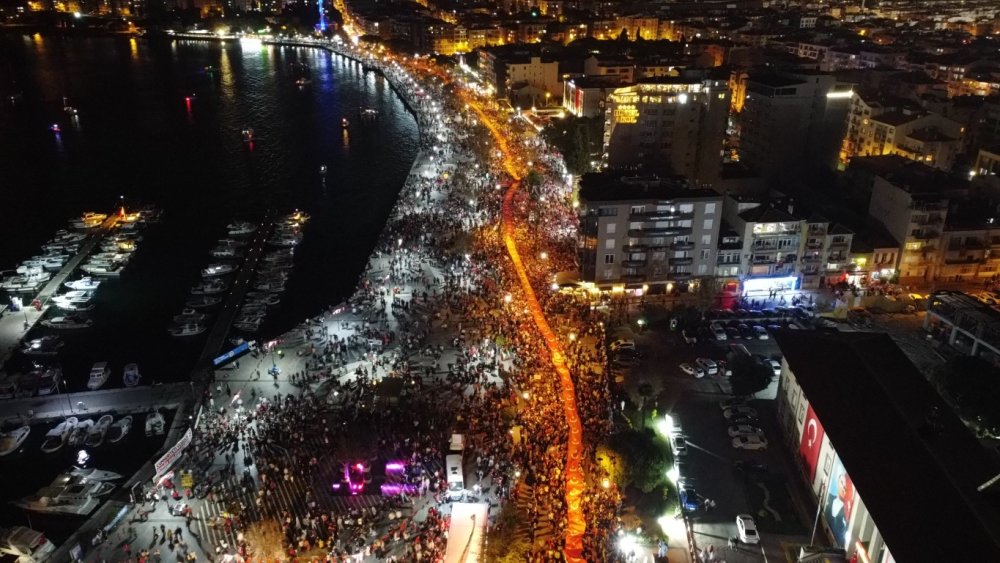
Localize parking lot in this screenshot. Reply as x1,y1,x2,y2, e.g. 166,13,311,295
611,304,813,562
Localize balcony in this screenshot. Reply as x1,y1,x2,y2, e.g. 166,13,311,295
669,257,694,266
802,254,822,263
829,240,850,249
751,256,777,265
913,215,944,226
671,271,693,281
629,210,694,221
948,240,985,251
622,260,647,268
628,227,693,238
805,241,824,250
671,241,695,251
944,255,987,265
912,230,940,240
622,244,648,253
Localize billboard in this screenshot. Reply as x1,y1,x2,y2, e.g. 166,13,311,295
825,457,856,548
799,404,824,481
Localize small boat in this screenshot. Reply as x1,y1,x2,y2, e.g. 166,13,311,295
23,335,64,357
107,416,132,444
202,263,237,277
254,280,286,293
145,411,165,437
41,417,78,453
87,362,110,391
63,96,78,115
295,77,311,86
53,290,95,304
169,323,206,337
53,301,94,312
15,472,115,515
173,311,206,323
319,164,327,175
185,295,222,309
42,315,93,330
50,123,61,133
217,238,247,248
241,128,254,142
80,263,122,277
65,277,102,291
210,246,242,259
123,363,141,387
0,426,30,456
68,419,93,447
70,466,122,481
341,117,349,128
37,367,62,396
84,415,113,448
191,279,230,294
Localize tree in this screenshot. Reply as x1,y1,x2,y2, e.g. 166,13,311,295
540,116,603,176
693,277,721,313
618,28,630,42
729,354,772,398
597,428,672,493
931,356,1000,438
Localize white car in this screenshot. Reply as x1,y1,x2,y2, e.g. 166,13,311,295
763,358,781,377
732,435,768,450
736,514,759,544
727,424,764,437
710,323,727,341
670,435,688,456
695,358,718,376
679,363,704,378
723,406,758,419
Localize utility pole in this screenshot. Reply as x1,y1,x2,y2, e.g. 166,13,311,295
811,478,829,546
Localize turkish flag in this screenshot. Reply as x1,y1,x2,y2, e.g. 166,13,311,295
799,405,824,481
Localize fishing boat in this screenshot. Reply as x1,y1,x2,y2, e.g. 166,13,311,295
202,263,237,277
0,426,30,457
84,415,113,448
69,467,122,481
145,411,165,437
169,323,206,337
42,315,93,330
107,416,132,444
87,362,110,391
122,363,141,387
40,418,77,454
15,472,115,515
65,277,101,291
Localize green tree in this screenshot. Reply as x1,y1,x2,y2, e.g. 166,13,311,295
540,116,602,175
485,503,531,562
597,428,672,493
729,354,772,397
693,277,721,313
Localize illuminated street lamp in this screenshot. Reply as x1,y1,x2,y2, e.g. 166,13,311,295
637,318,646,332
522,391,530,400
601,478,611,489
568,333,577,343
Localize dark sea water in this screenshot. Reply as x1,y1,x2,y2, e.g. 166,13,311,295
0,35,419,389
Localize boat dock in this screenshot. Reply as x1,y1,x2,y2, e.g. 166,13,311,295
0,215,119,364
0,381,190,422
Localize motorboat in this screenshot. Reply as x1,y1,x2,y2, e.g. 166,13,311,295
36,367,62,396
80,263,122,277
42,315,93,329
145,411,165,437
68,419,93,447
211,246,242,259
15,471,116,515
1,272,51,292
16,264,45,276
53,301,94,312
227,222,257,236
173,311,206,323
53,290,95,304
122,363,141,387
65,277,101,291
87,362,110,390
217,238,247,248
265,248,294,262
84,415,113,448
41,418,77,453
70,212,106,230
295,77,311,86
185,295,222,308
241,128,254,142
69,467,122,481
169,323,206,337
50,123,61,133
267,235,301,247
0,426,30,456
286,210,310,224
191,279,230,294
107,416,132,444
0,525,57,563
202,263,237,277
254,280,286,293
23,335,64,357
246,292,281,306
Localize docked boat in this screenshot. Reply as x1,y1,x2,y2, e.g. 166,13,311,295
234,318,263,332
246,292,281,306
173,311,206,323
185,295,222,309
87,362,110,391
241,128,254,142
202,263,237,277
0,525,56,563
122,363,141,387
169,323,206,337
227,222,257,236
53,290,95,305
191,279,230,294
69,466,123,481
107,416,132,444
67,419,93,447
40,418,77,453
267,235,301,247
22,335,64,357
65,277,101,291
15,471,116,515
145,411,165,437
41,315,93,330
53,301,94,312
0,426,30,457
80,263,122,277
319,164,327,175
70,212,107,230
36,367,61,396
210,246,242,259
217,238,248,248
84,415,113,448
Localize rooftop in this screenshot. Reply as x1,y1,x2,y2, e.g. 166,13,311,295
773,329,1000,563
578,173,720,203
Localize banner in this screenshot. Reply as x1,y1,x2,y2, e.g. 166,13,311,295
799,404,825,481
154,428,193,478
825,457,856,548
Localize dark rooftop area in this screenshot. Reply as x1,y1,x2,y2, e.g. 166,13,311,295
773,329,1000,563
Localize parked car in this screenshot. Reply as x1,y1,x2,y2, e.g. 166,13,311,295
671,435,688,456
710,323,727,341
680,363,705,378
736,514,760,544
738,323,753,339
732,435,768,450
727,424,764,437
723,406,758,420
679,488,701,512
695,358,718,376
725,326,741,340
610,339,636,352
752,325,769,339
679,363,696,377
760,357,781,377
719,397,748,411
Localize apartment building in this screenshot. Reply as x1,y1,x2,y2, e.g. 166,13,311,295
800,216,855,289
563,76,622,118
577,174,723,291
721,195,806,292
602,78,730,186
478,46,561,104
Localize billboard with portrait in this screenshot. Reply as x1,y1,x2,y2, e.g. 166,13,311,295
825,457,856,548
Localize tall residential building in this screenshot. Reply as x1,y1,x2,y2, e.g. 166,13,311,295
478,46,561,106
602,78,730,186
721,195,806,292
740,71,853,179
577,174,723,291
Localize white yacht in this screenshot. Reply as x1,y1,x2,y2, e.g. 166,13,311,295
145,411,165,437
0,525,56,563
69,467,122,481
65,277,102,291
107,416,131,444
169,323,206,337
122,363,140,387
68,419,93,447
0,426,30,457
254,280,286,293
15,472,115,515
227,221,257,236
210,246,242,259
42,315,93,329
84,415,113,448
41,418,77,453
201,263,237,277
87,362,110,390
22,335,64,357
80,263,122,277
53,290,95,304
191,279,229,294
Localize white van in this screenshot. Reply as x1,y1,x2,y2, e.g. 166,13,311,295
445,454,465,500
